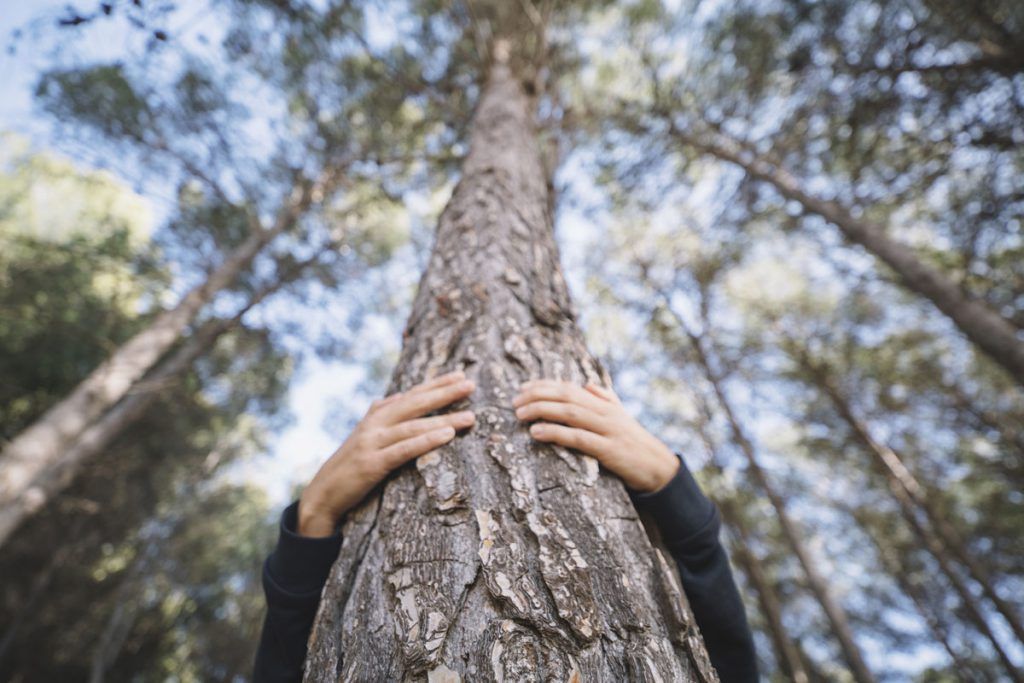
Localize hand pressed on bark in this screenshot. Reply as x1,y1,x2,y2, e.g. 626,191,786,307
513,379,680,493
297,370,476,537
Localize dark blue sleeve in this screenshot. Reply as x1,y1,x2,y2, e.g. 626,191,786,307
628,453,759,683
253,501,342,683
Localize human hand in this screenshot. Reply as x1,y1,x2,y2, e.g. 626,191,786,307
297,370,476,537
512,379,680,493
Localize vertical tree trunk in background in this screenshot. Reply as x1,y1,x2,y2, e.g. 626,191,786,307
0,246,330,548
786,348,1024,679
851,509,981,683
304,48,718,681
659,301,876,683
0,182,319,510
663,122,1024,385
692,418,810,683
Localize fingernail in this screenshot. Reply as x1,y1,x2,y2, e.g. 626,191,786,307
514,407,525,418
529,424,544,436
462,380,475,390
442,426,456,438
459,410,475,421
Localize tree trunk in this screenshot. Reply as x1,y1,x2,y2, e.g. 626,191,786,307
0,244,323,547
851,507,987,683
787,347,1024,677
658,300,876,683
692,416,810,683
303,49,718,682
0,180,321,509
662,120,1024,385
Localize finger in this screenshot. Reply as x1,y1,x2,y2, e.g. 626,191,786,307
513,379,608,414
379,410,475,448
379,378,476,424
379,426,456,469
514,399,608,435
584,382,621,404
528,422,610,459
371,371,466,412
405,370,466,396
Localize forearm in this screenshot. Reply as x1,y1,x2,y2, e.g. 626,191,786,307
253,501,342,683
628,453,759,683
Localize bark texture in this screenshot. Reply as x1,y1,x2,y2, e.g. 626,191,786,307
304,56,718,682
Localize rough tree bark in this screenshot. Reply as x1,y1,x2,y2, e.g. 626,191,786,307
0,177,325,511
303,47,719,681
659,118,1024,386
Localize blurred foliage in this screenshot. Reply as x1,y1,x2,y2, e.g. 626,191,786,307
0,142,288,678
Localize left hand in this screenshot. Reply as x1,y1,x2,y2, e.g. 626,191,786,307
513,379,680,493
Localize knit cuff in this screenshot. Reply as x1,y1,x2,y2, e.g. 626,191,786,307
265,500,343,596
627,452,717,545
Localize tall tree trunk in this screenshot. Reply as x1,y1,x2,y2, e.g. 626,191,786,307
851,507,988,683
0,179,322,509
303,48,718,681
0,245,326,547
660,119,1024,385
786,347,1024,676
657,299,876,683
692,415,810,683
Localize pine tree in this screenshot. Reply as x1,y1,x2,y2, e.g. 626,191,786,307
304,31,718,680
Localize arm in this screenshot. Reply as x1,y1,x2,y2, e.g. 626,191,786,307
253,371,477,683
513,379,758,683
628,456,759,683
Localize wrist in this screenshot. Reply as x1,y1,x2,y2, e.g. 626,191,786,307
639,444,680,493
297,491,340,538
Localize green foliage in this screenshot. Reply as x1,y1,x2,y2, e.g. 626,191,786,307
0,143,289,678
0,138,163,437
36,64,154,141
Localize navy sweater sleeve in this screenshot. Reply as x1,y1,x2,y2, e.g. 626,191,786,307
253,456,757,682
628,453,759,683
253,501,342,683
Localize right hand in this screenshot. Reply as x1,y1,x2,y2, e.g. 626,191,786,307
297,370,476,537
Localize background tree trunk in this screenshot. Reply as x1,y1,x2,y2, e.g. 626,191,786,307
657,298,877,683
787,345,1024,652
0,180,321,509
303,49,719,681
692,413,809,683
661,119,1024,385
0,245,328,547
